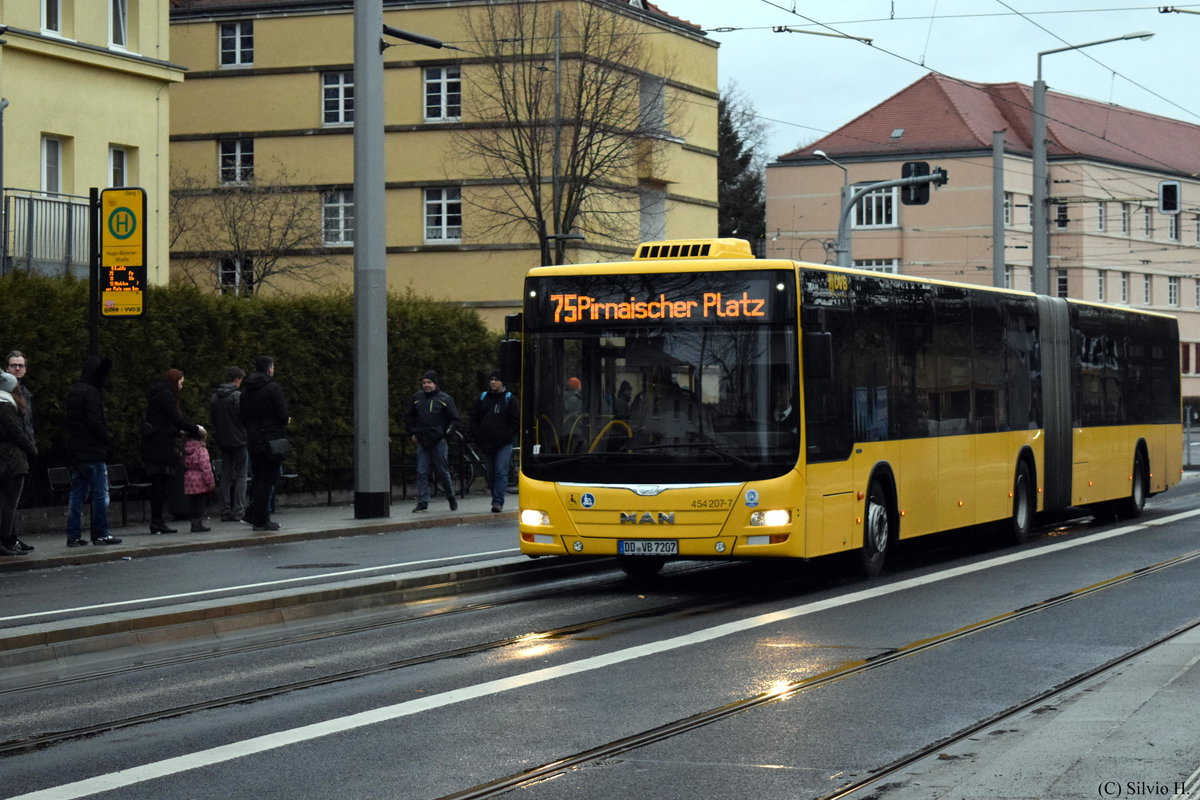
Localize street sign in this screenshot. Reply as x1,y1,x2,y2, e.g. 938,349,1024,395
99,187,146,317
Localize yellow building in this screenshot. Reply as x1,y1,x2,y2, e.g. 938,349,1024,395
0,0,183,282
168,0,718,329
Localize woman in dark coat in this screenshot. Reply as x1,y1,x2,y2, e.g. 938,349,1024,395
141,369,203,533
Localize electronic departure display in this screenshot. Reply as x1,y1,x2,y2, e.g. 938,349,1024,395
530,270,793,329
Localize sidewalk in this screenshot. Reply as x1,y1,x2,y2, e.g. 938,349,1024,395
0,492,511,573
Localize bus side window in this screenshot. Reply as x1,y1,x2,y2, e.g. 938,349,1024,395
804,332,832,379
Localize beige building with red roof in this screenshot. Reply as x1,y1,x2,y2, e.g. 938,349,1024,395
766,72,1200,402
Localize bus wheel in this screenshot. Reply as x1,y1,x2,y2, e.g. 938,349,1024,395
1115,448,1148,519
860,483,890,578
1009,461,1034,545
617,556,665,579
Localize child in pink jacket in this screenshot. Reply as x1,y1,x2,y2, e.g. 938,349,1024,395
182,430,216,532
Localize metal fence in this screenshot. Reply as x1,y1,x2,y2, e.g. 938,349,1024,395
0,189,91,278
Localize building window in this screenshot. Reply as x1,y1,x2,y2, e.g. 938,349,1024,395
219,21,254,67
110,0,128,49
1194,215,1200,244
322,190,354,246
1169,213,1180,242
1143,274,1152,305
42,136,62,194
1120,203,1130,234
1096,202,1106,232
1056,268,1068,298
1195,279,1200,307
424,66,461,122
639,75,667,135
110,147,128,187
852,185,897,229
1055,203,1069,229
1143,207,1153,238
424,187,462,243
853,258,899,273
322,72,354,126
42,0,62,34
1184,343,1192,375
1169,276,1180,306
218,256,254,296
1120,272,1129,304
639,184,666,243
1003,192,1013,226
1096,270,1105,302
1004,264,1013,290
219,139,254,184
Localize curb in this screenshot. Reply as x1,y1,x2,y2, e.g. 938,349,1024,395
0,553,605,668
0,510,518,574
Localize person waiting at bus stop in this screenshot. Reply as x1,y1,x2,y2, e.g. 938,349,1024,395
405,370,460,513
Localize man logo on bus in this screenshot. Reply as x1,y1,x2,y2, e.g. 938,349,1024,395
620,512,676,525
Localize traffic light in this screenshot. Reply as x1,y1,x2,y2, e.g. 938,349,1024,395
901,161,930,205
1159,180,1181,215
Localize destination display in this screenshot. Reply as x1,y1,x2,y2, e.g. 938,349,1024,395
531,270,793,329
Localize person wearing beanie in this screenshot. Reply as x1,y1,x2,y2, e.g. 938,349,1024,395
404,369,461,512
65,355,121,546
471,371,519,513
241,356,289,531
0,370,38,556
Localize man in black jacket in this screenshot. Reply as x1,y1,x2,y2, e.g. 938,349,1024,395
404,370,460,513
65,355,121,546
241,356,289,531
210,366,248,522
470,371,518,513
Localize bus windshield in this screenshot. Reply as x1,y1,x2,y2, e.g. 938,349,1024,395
522,269,798,484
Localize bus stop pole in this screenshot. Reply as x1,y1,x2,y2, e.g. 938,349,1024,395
89,187,99,357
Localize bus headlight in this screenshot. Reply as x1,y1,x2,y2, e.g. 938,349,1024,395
750,509,791,527
521,509,552,527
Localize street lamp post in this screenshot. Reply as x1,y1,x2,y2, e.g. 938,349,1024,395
813,149,851,267
1031,31,1153,295
352,1,455,518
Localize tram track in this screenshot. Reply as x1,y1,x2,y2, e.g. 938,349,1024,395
0,510,1176,767
435,545,1200,800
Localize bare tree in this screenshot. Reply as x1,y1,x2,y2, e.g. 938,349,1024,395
169,164,340,296
454,0,683,265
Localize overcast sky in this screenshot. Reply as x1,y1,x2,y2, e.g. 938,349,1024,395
674,1,1200,160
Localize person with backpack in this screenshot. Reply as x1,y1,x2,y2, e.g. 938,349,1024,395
470,371,518,513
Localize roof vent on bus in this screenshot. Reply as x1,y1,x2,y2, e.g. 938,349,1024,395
634,238,755,260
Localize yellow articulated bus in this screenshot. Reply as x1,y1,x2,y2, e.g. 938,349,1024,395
511,238,1181,577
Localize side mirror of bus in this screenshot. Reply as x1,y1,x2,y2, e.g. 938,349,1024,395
499,338,522,385
804,332,833,380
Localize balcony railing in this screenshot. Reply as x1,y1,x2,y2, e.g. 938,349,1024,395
1,188,91,278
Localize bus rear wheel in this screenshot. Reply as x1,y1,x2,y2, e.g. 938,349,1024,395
1115,448,1148,519
859,482,890,578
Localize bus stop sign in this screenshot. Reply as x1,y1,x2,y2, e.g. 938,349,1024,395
99,187,146,317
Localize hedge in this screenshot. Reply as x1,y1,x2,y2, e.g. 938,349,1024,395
0,271,500,504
